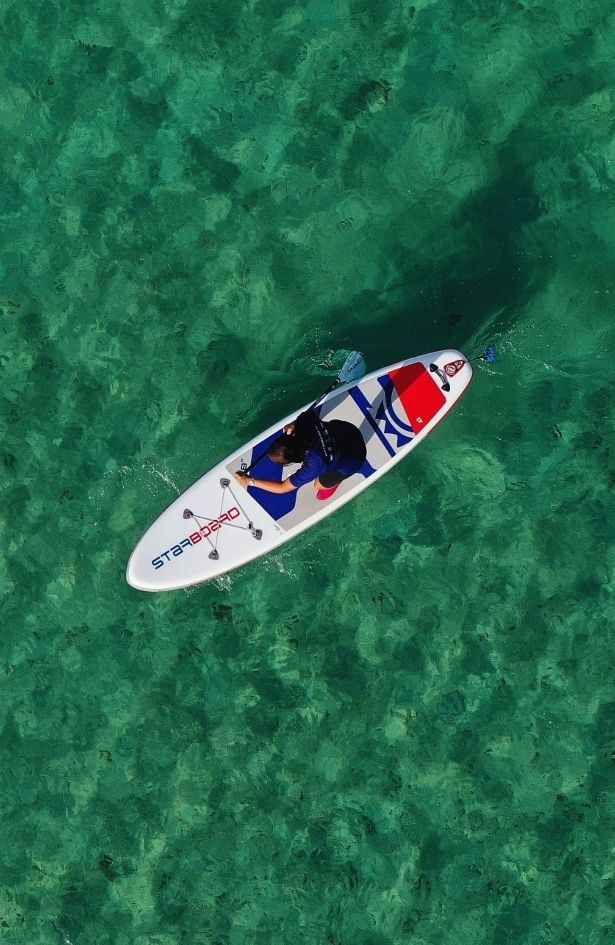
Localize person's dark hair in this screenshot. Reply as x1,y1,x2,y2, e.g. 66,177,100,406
268,410,318,465
268,436,305,465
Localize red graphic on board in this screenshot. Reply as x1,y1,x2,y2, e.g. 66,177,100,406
389,363,446,429
444,359,466,378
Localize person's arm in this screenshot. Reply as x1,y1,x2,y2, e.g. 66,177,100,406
234,472,297,494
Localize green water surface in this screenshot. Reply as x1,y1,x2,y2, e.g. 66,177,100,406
1,1,614,943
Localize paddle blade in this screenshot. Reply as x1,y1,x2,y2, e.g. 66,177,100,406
337,350,366,383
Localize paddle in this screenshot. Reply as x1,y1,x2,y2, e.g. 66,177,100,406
244,350,366,474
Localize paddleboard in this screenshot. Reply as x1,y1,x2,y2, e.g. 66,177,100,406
126,349,473,591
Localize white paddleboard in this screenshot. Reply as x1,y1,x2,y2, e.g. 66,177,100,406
127,349,473,591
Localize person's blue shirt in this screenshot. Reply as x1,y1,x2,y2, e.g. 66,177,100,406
289,418,365,487
289,444,329,487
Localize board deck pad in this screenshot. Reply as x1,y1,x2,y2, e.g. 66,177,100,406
126,350,473,591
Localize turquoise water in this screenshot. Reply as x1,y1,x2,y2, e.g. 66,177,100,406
1,0,614,942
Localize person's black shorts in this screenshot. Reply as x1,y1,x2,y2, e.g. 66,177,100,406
319,420,367,487
319,468,348,487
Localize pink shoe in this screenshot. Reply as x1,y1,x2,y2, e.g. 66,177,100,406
316,484,341,501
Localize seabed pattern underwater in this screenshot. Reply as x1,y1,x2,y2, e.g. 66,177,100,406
1,1,614,943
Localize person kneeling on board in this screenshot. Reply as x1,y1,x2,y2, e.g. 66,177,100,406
234,409,366,501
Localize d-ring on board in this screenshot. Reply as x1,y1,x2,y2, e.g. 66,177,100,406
182,479,263,561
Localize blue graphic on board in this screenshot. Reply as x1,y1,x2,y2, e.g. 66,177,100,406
358,457,377,478
349,386,396,457
375,376,415,448
244,431,300,521
349,374,415,456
